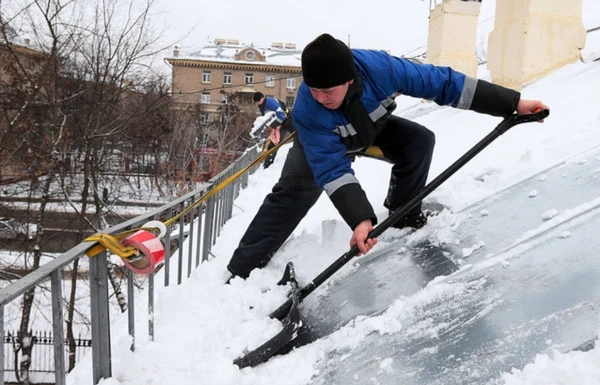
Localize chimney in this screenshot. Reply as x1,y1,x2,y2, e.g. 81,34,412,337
173,46,179,57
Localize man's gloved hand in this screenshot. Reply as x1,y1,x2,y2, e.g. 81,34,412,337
269,127,281,144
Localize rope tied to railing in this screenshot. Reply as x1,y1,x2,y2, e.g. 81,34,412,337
85,231,145,259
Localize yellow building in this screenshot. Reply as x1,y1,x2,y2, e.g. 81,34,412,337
166,38,302,123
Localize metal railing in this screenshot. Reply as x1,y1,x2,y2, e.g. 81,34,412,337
0,146,261,385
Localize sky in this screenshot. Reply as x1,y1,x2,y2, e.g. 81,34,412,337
149,0,600,56
149,0,600,75
151,0,434,55
58,34,600,385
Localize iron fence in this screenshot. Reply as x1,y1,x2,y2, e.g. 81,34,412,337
3,330,91,374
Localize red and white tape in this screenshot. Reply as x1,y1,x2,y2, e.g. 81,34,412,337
121,230,165,274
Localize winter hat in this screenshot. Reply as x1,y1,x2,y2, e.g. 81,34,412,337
301,33,357,89
253,92,264,102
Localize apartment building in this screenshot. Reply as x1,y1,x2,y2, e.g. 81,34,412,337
166,38,302,123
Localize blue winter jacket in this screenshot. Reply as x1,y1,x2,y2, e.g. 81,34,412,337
261,96,287,127
292,49,520,229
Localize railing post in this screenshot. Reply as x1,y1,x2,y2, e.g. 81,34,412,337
164,206,173,287
148,272,155,342
1,306,4,385
202,198,215,261
216,191,223,237
89,251,112,384
227,184,234,220
212,195,219,245
127,269,135,352
50,270,66,385
187,196,195,278
195,205,203,267
177,202,185,285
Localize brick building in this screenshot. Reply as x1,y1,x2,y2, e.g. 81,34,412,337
165,38,302,124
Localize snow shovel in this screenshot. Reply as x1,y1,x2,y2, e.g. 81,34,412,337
233,109,550,369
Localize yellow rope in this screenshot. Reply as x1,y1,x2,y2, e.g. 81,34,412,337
164,131,297,227
84,133,297,258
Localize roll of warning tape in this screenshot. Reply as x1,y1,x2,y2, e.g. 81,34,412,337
120,230,165,274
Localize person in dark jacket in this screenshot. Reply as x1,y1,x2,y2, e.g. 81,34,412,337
253,92,295,168
227,33,548,279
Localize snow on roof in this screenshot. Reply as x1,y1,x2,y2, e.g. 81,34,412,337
170,40,302,68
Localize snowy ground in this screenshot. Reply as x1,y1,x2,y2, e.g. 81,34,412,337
59,50,600,385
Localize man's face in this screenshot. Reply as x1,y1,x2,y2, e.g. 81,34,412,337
256,97,265,106
309,79,353,110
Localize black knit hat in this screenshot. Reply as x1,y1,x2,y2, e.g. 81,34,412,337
253,92,264,102
301,33,357,89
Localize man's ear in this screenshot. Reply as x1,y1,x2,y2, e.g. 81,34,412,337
348,79,354,85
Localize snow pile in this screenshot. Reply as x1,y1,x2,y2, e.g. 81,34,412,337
249,112,276,139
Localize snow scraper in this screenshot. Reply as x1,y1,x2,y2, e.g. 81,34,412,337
233,109,550,369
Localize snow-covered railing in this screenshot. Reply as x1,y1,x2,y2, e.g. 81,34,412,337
0,146,261,385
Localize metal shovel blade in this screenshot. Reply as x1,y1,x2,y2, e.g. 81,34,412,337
233,262,302,368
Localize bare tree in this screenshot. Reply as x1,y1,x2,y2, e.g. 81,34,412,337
155,90,255,195
1,0,173,380
202,92,254,177
1,2,74,380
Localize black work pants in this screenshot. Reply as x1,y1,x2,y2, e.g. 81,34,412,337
227,115,435,278
228,137,322,278
374,115,435,214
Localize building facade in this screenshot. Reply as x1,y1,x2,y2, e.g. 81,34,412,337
166,38,303,123
0,38,47,183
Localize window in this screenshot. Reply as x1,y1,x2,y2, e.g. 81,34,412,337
202,71,211,83
200,113,209,125
223,72,232,84
245,50,255,61
201,92,210,104
244,73,254,85
286,96,295,108
221,93,228,104
265,75,275,88
286,78,296,90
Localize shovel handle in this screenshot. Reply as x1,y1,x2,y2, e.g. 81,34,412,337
496,108,549,134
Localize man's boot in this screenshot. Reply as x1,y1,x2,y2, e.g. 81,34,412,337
390,211,428,230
